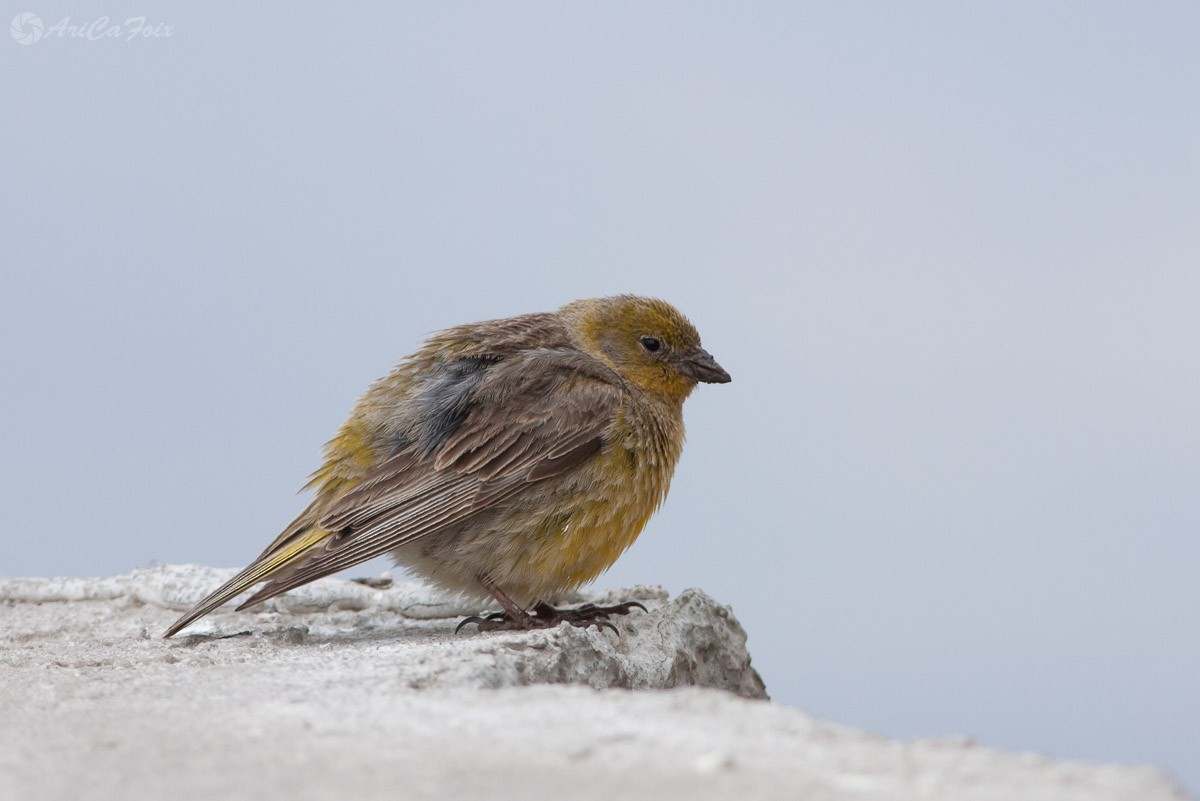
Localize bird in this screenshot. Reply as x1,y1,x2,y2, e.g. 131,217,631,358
163,295,730,638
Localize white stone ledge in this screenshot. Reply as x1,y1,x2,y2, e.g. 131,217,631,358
0,565,1188,801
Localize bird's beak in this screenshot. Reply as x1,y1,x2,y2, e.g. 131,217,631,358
680,348,731,384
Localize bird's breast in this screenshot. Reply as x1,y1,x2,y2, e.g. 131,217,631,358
525,406,683,594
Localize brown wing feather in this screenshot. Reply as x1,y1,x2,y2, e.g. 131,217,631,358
236,354,622,609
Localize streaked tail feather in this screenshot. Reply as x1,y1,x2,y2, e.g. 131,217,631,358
162,527,331,638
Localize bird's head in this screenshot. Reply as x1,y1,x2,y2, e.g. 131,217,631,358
561,295,731,403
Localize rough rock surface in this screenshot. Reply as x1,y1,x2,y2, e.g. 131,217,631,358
0,564,765,697
0,565,1190,801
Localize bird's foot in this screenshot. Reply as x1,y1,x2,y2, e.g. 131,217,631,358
455,600,647,634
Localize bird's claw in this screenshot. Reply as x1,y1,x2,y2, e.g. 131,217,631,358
578,600,647,616
454,616,486,634
454,610,512,634
455,599,648,634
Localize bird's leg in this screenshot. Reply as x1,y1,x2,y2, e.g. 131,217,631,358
455,575,647,634
454,576,535,633
480,576,534,625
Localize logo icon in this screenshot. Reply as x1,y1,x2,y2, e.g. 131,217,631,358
11,12,42,44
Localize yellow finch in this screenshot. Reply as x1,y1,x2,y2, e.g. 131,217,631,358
164,295,729,637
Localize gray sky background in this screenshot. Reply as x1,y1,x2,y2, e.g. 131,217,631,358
3,1,1198,791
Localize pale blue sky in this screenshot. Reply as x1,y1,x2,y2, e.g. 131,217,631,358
3,2,1198,792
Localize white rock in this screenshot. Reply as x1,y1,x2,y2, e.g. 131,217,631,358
0,565,1189,801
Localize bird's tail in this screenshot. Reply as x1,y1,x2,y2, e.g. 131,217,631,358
162,527,330,638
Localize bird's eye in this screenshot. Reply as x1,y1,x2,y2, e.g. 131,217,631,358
639,336,661,352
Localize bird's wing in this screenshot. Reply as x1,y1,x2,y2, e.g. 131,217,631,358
232,354,623,608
